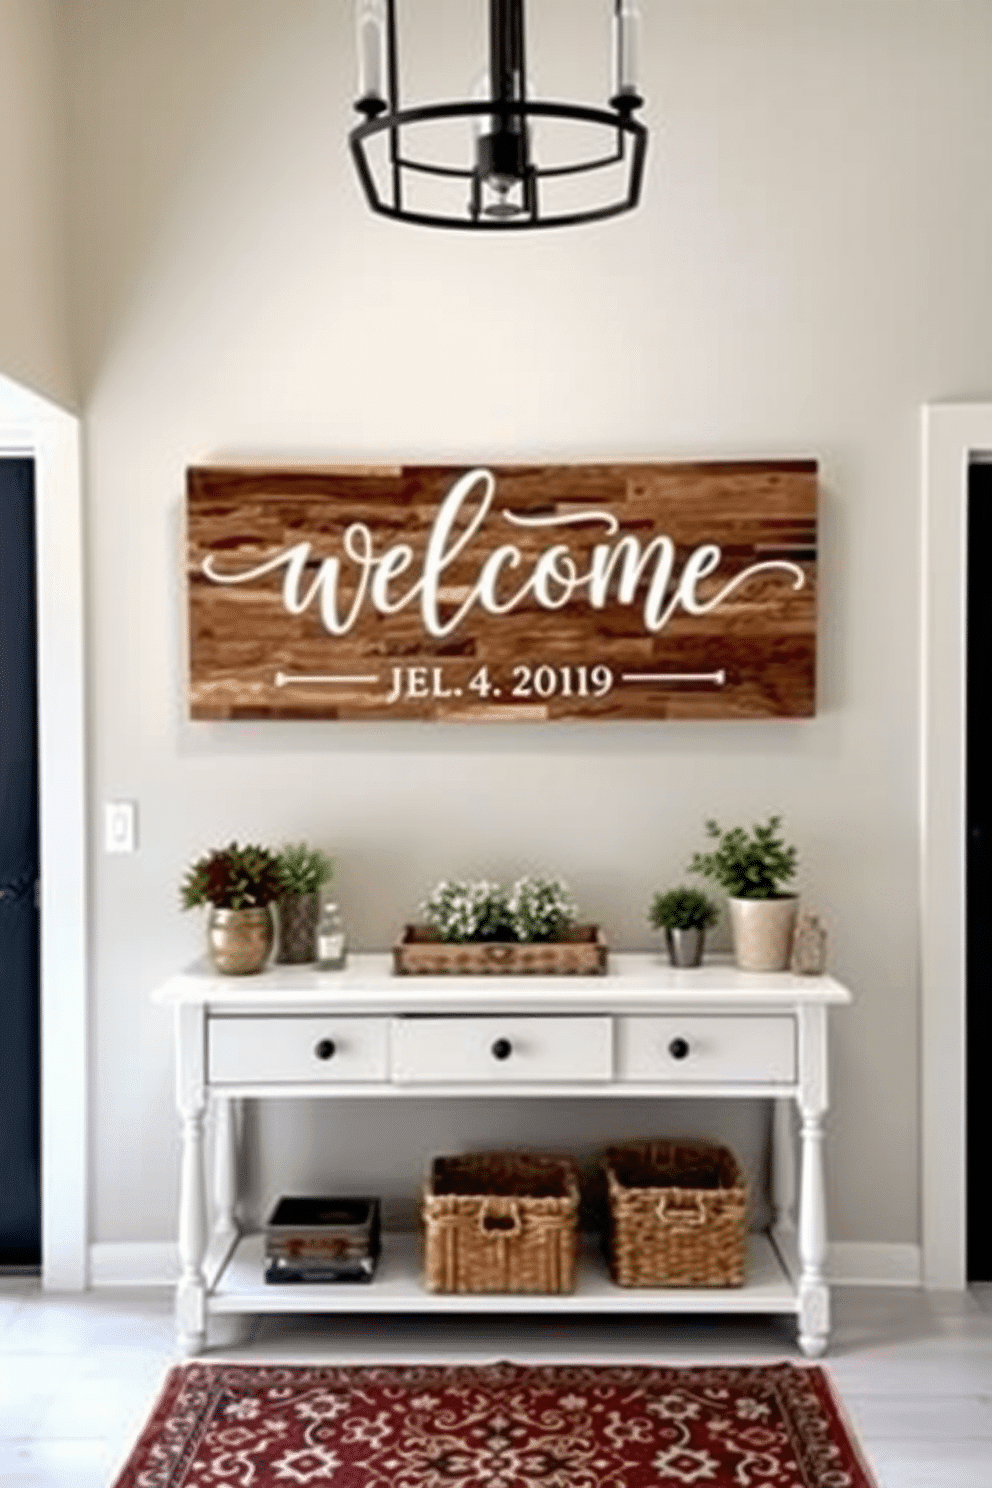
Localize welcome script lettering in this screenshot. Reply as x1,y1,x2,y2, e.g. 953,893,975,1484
201,468,805,638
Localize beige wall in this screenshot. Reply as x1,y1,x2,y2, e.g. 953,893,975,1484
61,0,992,1247
0,0,72,407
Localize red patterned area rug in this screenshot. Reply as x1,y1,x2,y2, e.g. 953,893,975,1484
112,1360,877,1487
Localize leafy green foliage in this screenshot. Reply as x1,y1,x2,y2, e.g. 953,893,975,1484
275,842,334,897
508,876,578,943
420,880,514,942
420,875,579,943
687,816,798,900
180,842,282,911
648,884,719,931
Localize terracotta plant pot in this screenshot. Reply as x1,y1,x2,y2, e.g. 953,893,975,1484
207,906,274,975
728,896,798,972
277,893,320,964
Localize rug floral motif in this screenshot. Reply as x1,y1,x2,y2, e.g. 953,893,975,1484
112,1360,876,1488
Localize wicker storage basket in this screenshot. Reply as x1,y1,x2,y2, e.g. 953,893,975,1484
603,1139,748,1288
393,925,607,976
423,1152,580,1294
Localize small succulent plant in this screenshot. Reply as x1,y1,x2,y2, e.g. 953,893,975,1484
180,842,282,911
275,842,334,897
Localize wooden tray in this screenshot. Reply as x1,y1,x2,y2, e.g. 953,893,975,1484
392,925,608,976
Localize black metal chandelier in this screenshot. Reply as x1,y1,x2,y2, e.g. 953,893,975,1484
350,0,647,230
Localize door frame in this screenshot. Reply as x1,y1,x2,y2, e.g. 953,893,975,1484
0,376,87,1289
921,401,992,1288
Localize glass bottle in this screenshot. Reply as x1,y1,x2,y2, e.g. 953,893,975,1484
317,901,347,971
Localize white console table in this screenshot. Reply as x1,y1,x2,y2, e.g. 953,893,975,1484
154,955,850,1357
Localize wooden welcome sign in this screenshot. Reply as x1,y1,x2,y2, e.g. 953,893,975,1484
186,461,817,721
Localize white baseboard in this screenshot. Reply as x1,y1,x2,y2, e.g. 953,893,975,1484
89,1242,179,1287
89,1239,924,1290
827,1242,922,1287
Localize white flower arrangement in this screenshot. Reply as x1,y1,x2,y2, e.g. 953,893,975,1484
420,880,513,943
420,875,578,943
507,875,578,943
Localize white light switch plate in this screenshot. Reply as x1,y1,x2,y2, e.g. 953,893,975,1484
105,800,137,853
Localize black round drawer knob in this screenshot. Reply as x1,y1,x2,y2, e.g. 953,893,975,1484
491,1038,513,1061
667,1037,690,1061
315,1038,336,1061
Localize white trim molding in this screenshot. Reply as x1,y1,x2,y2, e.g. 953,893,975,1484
920,403,992,1289
1,373,87,1291
89,1243,180,1289
828,1243,921,1288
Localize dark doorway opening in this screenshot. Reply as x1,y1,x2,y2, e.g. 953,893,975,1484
967,459,992,1281
0,456,41,1269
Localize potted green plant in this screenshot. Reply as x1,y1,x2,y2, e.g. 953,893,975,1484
181,841,281,974
274,842,334,964
687,815,799,971
648,884,719,967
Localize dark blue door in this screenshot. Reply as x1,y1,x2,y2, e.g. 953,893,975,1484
968,461,992,1281
0,457,41,1267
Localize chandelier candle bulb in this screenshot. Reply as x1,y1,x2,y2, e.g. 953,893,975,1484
613,0,641,101
356,0,386,108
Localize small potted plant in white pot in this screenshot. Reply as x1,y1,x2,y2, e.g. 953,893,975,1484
274,842,334,964
648,884,719,967
688,815,799,972
180,841,282,974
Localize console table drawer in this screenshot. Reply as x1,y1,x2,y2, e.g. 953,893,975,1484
208,1016,389,1085
391,1016,613,1084
617,1015,796,1084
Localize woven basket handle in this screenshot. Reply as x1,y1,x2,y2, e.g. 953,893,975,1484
479,1200,522,1235
655,1192,707,1227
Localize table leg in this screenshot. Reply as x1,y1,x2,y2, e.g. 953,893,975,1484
772,1096,796,1234
213,1095,239,1253
797,1103,829,1357
177,1093,208,1356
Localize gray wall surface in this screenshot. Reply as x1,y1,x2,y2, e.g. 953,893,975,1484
22,0,992,1248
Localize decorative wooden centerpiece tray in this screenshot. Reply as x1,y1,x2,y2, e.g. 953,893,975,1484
392,925,608,976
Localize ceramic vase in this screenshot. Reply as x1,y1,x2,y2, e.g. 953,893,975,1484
728,895,798,972
207,906,274,975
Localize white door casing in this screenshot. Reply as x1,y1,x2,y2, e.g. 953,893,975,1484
0,374,87,1289
920,402,992,1288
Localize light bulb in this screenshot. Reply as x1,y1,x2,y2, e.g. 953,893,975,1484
356,0,386,106
613,0,641,100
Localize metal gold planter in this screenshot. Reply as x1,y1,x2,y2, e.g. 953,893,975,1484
207,906,274,975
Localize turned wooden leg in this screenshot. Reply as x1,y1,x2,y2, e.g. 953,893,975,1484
212,1095,239,1248
797,1106,830,1358
177,1097,208,1355
772,1097,797,1234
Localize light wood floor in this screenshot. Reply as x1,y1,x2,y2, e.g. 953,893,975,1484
1,1277,990,1487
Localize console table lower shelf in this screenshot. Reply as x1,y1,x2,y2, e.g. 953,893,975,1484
206,1229,802,1319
